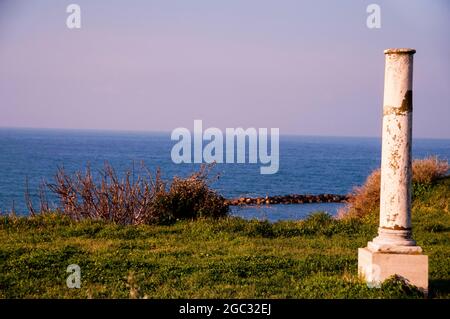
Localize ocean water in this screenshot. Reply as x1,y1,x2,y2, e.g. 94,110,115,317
0,128,449,221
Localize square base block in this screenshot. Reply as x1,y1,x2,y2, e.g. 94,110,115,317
358,247,428,293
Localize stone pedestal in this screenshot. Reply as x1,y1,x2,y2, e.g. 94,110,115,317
358,48,428,294
358,248,428,293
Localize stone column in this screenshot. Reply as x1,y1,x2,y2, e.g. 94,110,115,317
368,48,421,254
358,48,428,293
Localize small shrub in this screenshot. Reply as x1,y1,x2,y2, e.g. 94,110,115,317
152,165,229,223
412,156,449,185
339,156,449,219
380,275,424,298
412,156,449,199
338,169,381,219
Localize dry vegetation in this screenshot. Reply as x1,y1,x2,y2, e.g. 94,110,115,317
339,156,449,219
412,156,449,185
27,163,228,225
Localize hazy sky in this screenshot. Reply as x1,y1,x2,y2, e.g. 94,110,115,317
0,0,449,138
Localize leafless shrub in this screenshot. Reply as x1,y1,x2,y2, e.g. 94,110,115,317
25,178,49,217
36,162,227,225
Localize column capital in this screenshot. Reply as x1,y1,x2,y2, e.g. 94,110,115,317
384,48,416,55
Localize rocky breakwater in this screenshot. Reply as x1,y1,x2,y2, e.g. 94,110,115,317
225,194,348,206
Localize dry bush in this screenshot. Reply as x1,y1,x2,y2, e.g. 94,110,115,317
339,156,449,219
46,163,166,225
412,156,449,184
337,169,381,219
33,162,228,225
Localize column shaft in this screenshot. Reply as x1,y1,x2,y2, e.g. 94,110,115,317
369,48,421,253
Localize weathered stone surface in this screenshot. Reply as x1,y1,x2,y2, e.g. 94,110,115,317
374,48,418,248
358,248,428,293
359,48,428,293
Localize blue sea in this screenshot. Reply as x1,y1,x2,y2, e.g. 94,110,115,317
0,128,449,221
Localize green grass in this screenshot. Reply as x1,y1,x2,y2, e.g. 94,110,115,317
0,178,449,299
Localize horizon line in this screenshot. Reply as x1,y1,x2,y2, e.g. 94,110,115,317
0,125,449,141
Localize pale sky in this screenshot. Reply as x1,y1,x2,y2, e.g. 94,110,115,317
0,0,449,138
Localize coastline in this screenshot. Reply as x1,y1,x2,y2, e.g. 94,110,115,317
225,194,348,206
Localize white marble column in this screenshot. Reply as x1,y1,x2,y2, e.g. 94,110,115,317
359,49,427,293
367,48,422,254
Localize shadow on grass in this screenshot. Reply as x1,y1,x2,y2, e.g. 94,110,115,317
429,279,450,298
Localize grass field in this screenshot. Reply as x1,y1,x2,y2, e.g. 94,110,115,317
0,178,449,299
